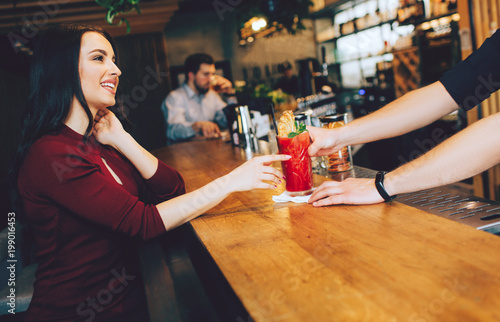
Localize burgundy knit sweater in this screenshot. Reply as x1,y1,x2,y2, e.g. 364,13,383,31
18,125,185,321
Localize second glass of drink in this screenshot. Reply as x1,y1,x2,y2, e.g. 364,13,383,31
319,114,353,172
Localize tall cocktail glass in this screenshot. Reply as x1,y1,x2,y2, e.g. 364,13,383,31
277,131,314,196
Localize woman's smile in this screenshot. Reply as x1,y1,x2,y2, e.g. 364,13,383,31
100,79,117,95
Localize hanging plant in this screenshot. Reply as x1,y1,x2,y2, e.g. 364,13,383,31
95,0,141,33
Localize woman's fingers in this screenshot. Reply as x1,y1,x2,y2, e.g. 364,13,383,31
94,109,106,120
256,156,288,186
261,165,283,177
94,113,107,123
231,155,292,192
254,182,276,190
259,173,281,185
98,109,109,116
257,154,291,164
94,109,113,123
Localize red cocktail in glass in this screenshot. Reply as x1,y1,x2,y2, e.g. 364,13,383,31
277,131,314,196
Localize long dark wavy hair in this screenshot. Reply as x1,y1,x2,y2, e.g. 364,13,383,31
7,24,125,263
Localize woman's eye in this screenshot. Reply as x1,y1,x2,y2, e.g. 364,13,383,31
93,55,104,61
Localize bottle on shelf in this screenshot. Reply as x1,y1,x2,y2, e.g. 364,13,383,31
447,0,457,11
397,0,425,25
430,0,455,18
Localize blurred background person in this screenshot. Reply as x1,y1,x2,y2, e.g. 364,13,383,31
161,53,236,144
274,61,301,98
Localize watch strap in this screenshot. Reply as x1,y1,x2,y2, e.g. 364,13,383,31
375,171,396,202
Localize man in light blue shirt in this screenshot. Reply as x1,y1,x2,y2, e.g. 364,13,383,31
161,53,235,143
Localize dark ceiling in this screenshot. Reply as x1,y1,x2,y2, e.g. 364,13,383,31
0,0,181,37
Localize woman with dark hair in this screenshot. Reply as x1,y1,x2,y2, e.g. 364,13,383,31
12,24,289,321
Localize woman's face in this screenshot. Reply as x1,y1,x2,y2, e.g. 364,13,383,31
79,32,121,111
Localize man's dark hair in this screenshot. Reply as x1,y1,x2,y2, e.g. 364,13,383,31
278,61,293,74
184,53,214,80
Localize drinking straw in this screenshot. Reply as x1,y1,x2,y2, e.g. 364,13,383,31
270,103,279,136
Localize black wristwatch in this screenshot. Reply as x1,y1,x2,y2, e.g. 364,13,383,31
375,171,397,202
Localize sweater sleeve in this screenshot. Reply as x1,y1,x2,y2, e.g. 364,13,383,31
138,159,186,204
19,140,181,240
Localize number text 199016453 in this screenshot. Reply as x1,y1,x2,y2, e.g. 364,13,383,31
7,212,17,314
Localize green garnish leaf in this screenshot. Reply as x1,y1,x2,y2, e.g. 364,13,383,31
287,122,308,138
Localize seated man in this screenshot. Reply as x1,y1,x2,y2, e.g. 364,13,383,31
162,53,235,143
274,61,301,98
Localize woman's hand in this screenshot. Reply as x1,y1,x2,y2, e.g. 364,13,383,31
307,126,345,157
93,109,126,148
226,154,291,192
308,178,384,206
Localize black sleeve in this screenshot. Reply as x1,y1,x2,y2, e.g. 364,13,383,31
439,29,500,111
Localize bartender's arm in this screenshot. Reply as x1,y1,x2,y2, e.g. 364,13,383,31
308,110,500,205
308,29,500,206
308,81,458,157
309,29,500,157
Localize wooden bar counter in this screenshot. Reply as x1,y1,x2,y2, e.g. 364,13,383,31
152,139,500,321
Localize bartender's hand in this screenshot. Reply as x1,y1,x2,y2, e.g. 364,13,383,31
192,121,221,138
93,109,126,148
307,126,345,157
227,155,291,192
308,178,384,206
211,75,235,95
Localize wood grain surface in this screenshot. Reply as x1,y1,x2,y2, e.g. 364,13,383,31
153,139,500,321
